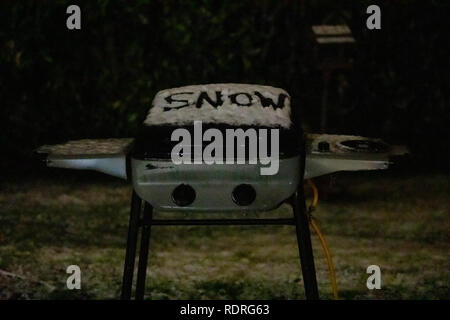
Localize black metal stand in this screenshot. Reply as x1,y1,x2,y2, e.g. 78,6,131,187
120,189,319,300
120,191,141,300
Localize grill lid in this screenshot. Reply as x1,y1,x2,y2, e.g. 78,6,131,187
132,84,302,160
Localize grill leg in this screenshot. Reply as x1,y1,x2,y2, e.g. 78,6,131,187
135,202,153,300
120,190,142,300
292,190,319,300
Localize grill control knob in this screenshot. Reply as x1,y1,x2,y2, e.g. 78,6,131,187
232,184,256,206
172,184,196,207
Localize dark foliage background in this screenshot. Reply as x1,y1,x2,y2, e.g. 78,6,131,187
0,0,448,175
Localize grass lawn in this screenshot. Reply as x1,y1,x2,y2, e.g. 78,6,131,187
0,171,448,299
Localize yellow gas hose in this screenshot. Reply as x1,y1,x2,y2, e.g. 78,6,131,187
306,179,339,300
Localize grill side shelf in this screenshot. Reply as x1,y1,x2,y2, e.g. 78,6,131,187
35,138,134,179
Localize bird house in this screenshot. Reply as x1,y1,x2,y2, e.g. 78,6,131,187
311,24,355,71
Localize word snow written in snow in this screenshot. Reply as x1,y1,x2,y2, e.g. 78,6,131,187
144,84,292,128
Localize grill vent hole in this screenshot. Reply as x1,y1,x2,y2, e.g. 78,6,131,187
232,184,256,206
172,184,196,206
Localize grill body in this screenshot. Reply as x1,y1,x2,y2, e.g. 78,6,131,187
131,156,300,211
130,83,302,211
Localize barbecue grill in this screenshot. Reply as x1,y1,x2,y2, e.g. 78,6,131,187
37,83,405,300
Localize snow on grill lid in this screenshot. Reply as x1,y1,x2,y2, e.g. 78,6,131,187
144,83,292,128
